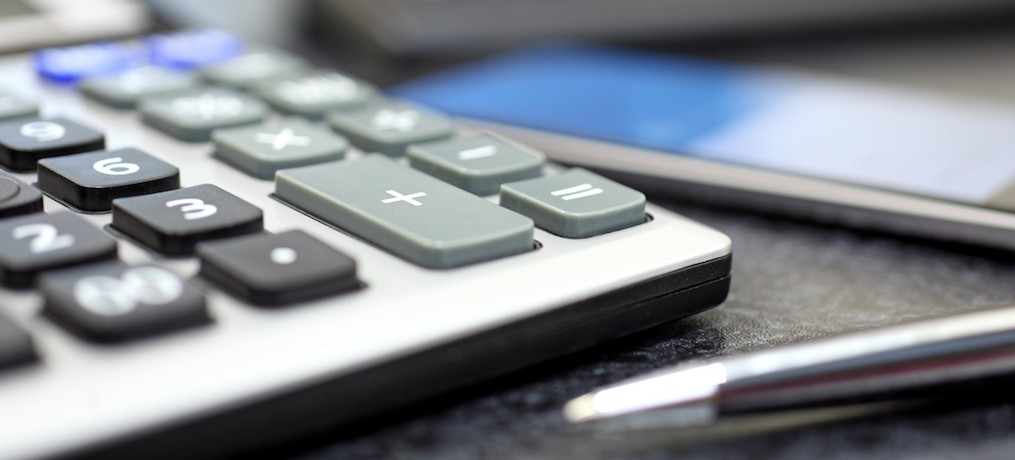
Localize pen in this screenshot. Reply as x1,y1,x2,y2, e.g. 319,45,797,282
564,306,1015,425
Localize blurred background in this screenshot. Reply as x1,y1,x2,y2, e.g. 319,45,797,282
142,0,1015,100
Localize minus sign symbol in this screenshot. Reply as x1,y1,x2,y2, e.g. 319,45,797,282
457,145,497,160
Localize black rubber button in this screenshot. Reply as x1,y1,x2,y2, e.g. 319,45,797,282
0,212,117,288
37,148,180,212
0,170,43,219
0,117,104,171
41,261,210,343
111,184,263,255
197,229,358,306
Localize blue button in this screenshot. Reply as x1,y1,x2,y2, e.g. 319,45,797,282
146,30,244,69
34,42,138,84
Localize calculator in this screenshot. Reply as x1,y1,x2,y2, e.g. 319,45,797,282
0,30,732,458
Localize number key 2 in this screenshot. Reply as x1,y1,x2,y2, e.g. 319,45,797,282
0,212,118,288
112,184,263,255
38,148,180,212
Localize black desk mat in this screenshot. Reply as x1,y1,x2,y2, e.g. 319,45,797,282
276,202,1015,459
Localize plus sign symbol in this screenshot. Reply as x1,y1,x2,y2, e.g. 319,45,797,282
381,189,427,207
254,128,313,150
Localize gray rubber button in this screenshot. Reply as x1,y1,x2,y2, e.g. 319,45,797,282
500,169,646,238
199,49,307,89
212,118,348,179
139,87,267,142
80,67,198,109
408,132,545,195
275,154,533,268
326,100,454,156
256,70,377,120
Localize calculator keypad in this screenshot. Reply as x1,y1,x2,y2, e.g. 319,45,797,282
40,261,209,343
0,31,721,460
0,212,118,288
197,230,358,306
37,148,180,212
112,184,264,255
276,155,534,268
0,117,105,171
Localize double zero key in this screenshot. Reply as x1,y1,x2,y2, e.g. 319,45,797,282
276,155,534,268
41,261,209,343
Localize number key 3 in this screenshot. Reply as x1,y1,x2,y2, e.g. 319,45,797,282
112,184,263,255
0,212,117,288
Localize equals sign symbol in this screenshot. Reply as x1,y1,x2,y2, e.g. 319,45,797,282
457,145,497,160
551,183,603,201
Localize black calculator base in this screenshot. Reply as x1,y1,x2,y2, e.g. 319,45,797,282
80,254,732,460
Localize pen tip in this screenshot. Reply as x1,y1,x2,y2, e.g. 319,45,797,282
563,394,601,423
561,362,727,424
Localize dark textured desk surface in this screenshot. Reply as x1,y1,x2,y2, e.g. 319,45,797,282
263,21,1015,460
279,202,1015,460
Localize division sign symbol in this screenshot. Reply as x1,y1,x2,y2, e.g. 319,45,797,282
457,145,497,161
